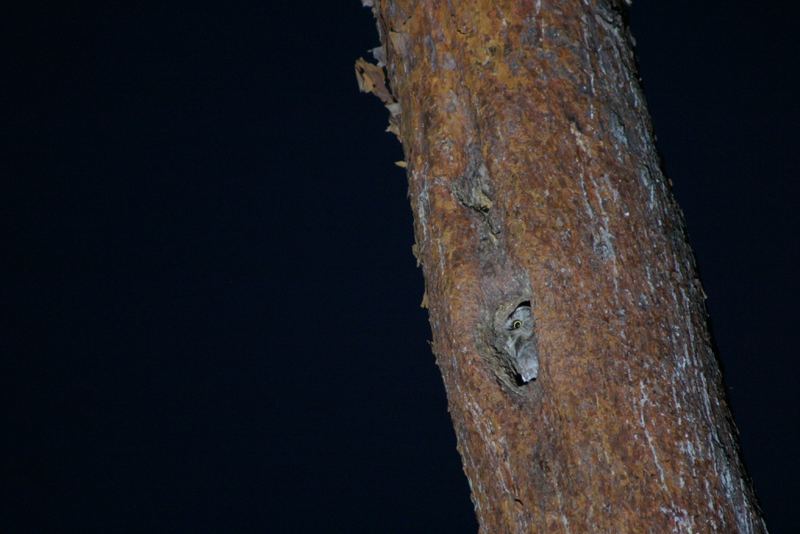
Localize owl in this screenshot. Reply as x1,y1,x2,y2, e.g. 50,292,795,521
501,304,539,383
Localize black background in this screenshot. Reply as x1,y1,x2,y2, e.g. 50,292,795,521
3,1,798,532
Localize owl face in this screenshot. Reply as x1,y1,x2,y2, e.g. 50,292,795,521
501,304,539,383
504,305,534,338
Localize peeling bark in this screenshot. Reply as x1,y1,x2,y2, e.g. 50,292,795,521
358,1,766,532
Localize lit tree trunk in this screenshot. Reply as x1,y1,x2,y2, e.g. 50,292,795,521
357,1,766,532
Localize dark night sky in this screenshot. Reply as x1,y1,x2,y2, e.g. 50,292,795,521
3,1,798,532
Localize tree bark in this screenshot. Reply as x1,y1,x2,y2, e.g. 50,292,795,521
358,1,766,532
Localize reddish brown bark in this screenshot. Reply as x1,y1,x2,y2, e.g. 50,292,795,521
358,1,765,531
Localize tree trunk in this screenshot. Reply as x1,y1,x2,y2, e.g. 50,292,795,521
358,1,766,531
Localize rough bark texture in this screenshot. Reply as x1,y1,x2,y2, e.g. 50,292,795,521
359,1,766,532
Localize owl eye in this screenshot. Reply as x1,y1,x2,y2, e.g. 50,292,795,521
511,320,522,329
